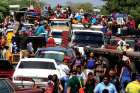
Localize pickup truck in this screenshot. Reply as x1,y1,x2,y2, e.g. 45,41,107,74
93,48,140,74
0,78,44,93
0,60,14,79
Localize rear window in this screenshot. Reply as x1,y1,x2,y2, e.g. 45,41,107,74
52,32,62,38
51,21,70,26
19,61,56,69
0,60,13,70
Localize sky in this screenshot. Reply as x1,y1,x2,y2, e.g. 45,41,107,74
41,0,105,7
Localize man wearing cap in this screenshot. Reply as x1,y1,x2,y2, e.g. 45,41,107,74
125,74,140,93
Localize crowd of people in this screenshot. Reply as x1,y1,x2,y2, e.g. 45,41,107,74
0,4,140,93
42,47,140,93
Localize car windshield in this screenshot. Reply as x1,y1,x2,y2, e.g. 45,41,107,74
19,61,56,69
52,31,62,38
125,40,135,47
74,32,104,45
51,21,69,26
36,51,64,62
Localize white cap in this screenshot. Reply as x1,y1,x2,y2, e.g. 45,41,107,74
122,55,129,61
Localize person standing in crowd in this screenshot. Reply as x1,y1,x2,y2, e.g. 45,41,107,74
83,46,91,60
45,75,54,93
125,74,140,93
94,76,117,93
76,65,86,80
59,57,70,93
119,57,132,93
109,68,120,92
12,32,20,51
94,57,107,82
67,69,84,93
85,72,97,93
3,46,12,62
71,53,83,68
52,74,63,93
85,52,96,76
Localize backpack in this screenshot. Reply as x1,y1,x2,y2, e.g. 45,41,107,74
87,59,95,69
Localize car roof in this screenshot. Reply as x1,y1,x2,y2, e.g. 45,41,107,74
20,58,56,63
50,19,70,21
37,47,67,52
51,29,63,32
72,24,103,28
73,29,103,34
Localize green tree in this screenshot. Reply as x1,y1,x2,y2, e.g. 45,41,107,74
68,3,93,13
0,0,9,15
101,0,140,19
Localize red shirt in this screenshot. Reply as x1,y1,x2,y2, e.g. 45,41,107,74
82,18,90,24
46,37,56,47
130,20,136,29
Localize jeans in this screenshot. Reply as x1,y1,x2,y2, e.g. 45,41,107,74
61,76,69,93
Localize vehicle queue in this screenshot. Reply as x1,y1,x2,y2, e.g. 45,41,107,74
0,4,140,93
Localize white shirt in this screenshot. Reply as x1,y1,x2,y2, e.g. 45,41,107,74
77,72,86,80
118,40,126,46
58,64,70,77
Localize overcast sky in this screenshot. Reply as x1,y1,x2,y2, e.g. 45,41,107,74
41,0,105,7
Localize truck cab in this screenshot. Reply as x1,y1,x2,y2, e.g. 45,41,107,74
70,29,104,54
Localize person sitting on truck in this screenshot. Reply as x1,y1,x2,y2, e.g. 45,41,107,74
117,42,125,52
35,22,49,36
124,44,134,52
46,34,56,47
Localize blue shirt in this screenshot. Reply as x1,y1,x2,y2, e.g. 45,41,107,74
92,18,97,24
94,82,117,93
35,25,45,36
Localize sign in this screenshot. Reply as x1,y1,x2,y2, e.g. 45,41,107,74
9,5,20,9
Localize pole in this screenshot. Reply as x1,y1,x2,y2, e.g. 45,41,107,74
30,0,31,6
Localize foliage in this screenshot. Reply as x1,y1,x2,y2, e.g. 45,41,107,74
0,0,43,19
0,0,9,15
101,0,140,20
68,3,94,13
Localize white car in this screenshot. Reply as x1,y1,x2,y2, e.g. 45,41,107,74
12,58,61,88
